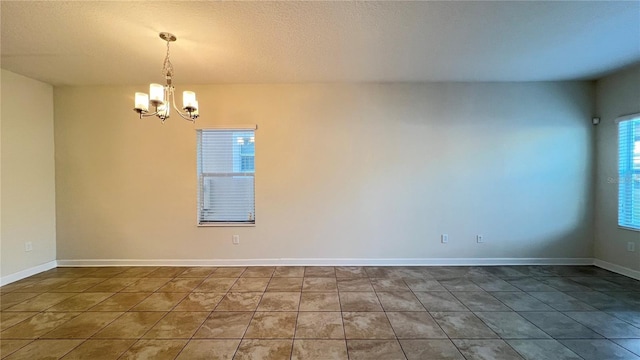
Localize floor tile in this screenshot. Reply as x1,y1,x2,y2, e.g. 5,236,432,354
336,278,374,292
2,339,82,360
431,312,498,339
540,277,591,292
472,277,520,292
508,278,557,292
230,278,270,292
484,267,529,279
566,291,632,311
173,292,224,311
89,292,150,311
131,292,187,311
50,278,106,293
234,339,292,360
175,339,240,360
194,278,238,292
386,311,447,339
304,267,336,277
257,292,301,311
342,312,396,339
519,311,603,339
370,278,410,291
568,277,624,292
176,267,217,278
302,278,337,292
4,292,76,311
266,278,303,292
93,311,166,338
490,291,553,311
0,312,80,339
365,267,398,279
453,339,524,360
335,266,367,278
507,339,582,360
339,292,383,311
121,278,171,292
376,292,425,311
439,278,484,291
242,267,276,278
118,339,187,360
346,339,406,360
273,266,305,278
145,267,187,278
211,267,246,278
404,278,446,292
0,340,31,359
295,312,344,339
414,291,468,311
40,311,121,339
156,278,203,292
84,278,138,292
87,267,129,278
193,311,253,338
474,312,550,339
614,339,640,356
561,339,640,360
400,339,465,360
60,339,135,360
564,311,640,338
47,293,113,312
0,312,38,331
609,311,640,328
215,293,262,311
0,292,40,310
292,339,348,360
1,265,639,360
12,278,72,293
452,291,511,311
528,291,597,311
244,312,297,339
299,292,341,311
144,311,209,338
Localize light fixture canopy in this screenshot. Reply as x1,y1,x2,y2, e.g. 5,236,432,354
133,32,199,123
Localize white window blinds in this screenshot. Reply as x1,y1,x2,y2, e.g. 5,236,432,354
618,115,640,230
197,129,255,225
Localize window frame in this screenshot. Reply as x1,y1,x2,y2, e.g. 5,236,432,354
196,125,257,227
616,113,640,232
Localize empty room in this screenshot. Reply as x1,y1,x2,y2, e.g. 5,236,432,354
1,1,639,359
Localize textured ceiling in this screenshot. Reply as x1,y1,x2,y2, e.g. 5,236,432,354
1,1,639,86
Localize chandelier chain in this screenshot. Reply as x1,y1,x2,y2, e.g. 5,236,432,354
162,40,174,78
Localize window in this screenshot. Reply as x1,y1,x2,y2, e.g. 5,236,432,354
197,128,255,225
618,114,640,230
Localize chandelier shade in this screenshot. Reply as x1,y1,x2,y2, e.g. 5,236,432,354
133,32,199,123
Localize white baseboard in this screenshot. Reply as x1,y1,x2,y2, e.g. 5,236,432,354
593,259,640,280
56,257,594,267
0,260,58,286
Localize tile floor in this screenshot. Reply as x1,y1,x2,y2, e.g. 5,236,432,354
1,265,640,359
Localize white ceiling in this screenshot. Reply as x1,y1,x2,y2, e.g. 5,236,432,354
1,1,639,86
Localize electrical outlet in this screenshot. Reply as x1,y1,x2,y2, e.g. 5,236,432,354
441,234,449,244
628,242,636,252
476,235,484,243
24,242,33,252
232,235,240,245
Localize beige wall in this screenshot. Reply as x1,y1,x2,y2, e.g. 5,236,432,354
54,82,594,262
594,64,640,272
1,69,56,277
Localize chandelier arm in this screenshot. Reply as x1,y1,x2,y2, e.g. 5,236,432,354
169,87,196,122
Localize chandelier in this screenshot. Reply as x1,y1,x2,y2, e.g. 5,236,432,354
133,32,199,123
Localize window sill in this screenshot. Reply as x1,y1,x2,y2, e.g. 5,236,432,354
198,223,255,227
618,225,640,232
